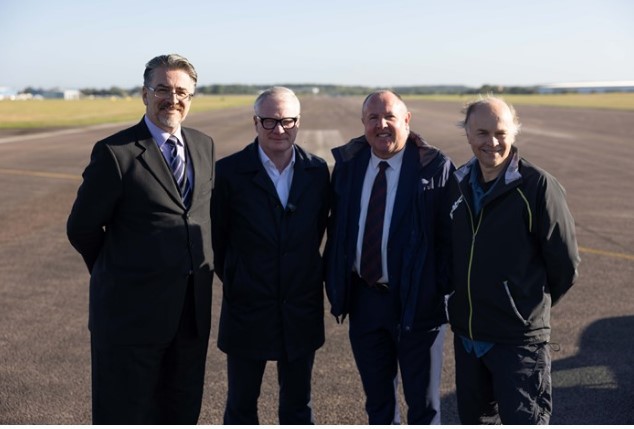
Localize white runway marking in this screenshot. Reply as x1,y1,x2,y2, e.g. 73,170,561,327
521,127,574,140
0,168,80,180
297,129,345,167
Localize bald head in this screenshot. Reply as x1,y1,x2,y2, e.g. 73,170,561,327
362,90,408,117
361,90,411,159
461,96,521,137
461,96,521,182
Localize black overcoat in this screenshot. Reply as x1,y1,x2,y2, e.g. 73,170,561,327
211,140,330,361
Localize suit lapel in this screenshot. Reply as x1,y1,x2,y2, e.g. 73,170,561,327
243,141,284,204
389,142,418,240
182,128,203,205
348,147,371,241
252,166,280,204
135,121,183,207
240,142,284,235
286,147,310,208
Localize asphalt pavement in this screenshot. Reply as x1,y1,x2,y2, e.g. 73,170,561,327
0,96,632,424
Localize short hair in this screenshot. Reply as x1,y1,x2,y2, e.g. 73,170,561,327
361,89,407,116
459,94,521,134
143,54,198,88
253,86,300,115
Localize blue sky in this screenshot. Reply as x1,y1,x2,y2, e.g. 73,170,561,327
1,0,633,89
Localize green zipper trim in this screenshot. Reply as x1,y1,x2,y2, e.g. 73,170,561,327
465,201,483,340
516,188,532,233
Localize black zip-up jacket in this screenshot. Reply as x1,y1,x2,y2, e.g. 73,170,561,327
447,147,580,345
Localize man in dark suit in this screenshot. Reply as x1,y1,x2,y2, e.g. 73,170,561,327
325,90,454,424
211,87,329,424
66,54,215,424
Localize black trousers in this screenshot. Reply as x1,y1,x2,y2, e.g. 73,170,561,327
348,275,445,424
91,281,209,424
454,335,552,424
223,352,316,425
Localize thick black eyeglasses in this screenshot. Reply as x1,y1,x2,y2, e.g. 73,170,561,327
257,116,299,130
146,86,194,101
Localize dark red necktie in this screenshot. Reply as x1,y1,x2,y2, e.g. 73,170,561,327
360,161,389,285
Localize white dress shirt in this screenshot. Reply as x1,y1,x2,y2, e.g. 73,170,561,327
258,145,296,208
354,148,405,284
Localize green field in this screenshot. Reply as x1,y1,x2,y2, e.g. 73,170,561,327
0,95,255,129
404,92,634,111
1,93,632,129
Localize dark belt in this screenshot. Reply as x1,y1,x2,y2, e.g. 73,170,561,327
351,271,389,292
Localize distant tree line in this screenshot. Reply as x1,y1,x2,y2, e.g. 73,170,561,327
20,84,540,98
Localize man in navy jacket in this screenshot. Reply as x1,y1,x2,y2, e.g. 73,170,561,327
325,90,454,424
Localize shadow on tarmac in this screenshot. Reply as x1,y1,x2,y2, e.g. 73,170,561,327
440,316,634,424
551,315,634,424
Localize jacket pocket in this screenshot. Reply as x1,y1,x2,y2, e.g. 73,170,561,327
197,177,213,197
503,280,530,326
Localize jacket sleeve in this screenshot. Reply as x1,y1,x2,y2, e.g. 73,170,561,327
324,161,348,320
210,163,230,282
317,164,331,246
435,157,456,295
66,141,122,273
537,175,580,305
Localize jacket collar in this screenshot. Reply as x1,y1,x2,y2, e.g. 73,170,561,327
237,138,323,172
134,118,189,208
237,139,322,205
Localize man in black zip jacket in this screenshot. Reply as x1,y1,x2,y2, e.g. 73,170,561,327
447,96,580,424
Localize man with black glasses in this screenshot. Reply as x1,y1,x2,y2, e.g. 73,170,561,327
67,54,215,424
211,86,330,424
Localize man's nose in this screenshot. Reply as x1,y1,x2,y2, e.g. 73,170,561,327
272,122,286,133
487,135,499,146
376,117,388,128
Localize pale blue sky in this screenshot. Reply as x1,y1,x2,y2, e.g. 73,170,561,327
1,0,632,89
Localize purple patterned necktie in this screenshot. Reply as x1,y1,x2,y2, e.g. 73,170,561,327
166,136,191,207
360,161,389,285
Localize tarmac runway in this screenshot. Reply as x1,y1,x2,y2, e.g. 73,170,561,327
0,96,632,424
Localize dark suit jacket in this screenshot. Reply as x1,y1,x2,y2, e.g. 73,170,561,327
67,118,215,346
325,133,454,330
211,140,329,361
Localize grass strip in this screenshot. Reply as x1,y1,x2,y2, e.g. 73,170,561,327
0,95,255,129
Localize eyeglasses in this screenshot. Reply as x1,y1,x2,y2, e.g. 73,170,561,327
257,116,299,130
146,86,194,101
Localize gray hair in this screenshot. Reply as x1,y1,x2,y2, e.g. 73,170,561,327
143,54,198,88
459,94,521,134
253,86,300,115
